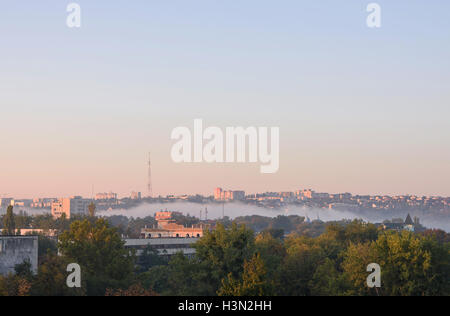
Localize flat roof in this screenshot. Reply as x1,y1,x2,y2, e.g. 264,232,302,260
0,235,39,238
124,238,199,247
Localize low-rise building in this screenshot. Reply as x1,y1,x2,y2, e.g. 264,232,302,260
140,211,206,239
0,229,58,237
0,236,38,275
380,214,420,232
125,211,206,258
124,238,198,258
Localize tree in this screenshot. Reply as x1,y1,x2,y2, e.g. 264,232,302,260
13,211,32,231
309,258,351,296
142,223,257,296
2,206,15,235
166,253,208,296
137,245,168,273
255,232,286,284
0,274,31,296
193,223,255,295
55,212,70,232
372,231,449,296
342,231,450,296
270,216,295,232
31,253,85,296
0,259,33,297
276,236,325,296
140,252,210,296
37,235,58,265
105,283,157,296
88,202,96,217
421,229,450,244
261,228,284,239
341,242,376,296
322,220,378,246
218,253,269,296
139,265,172,295
14,260,34,281
58,218,135,295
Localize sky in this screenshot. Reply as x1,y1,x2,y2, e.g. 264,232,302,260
0,1,449,199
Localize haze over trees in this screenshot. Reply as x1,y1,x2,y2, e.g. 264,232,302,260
0,210,449,296
140,220,449,296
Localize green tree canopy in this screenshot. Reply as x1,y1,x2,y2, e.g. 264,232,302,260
193,222,255,294
218,253,269,296
2,206,15,235
58,218,135,295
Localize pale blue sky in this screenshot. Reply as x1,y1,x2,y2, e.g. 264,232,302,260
1,1,449,198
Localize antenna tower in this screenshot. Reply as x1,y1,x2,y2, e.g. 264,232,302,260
148,152,153,198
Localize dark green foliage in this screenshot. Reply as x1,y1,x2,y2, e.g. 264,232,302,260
0,213,448,296
58,219,136,295
143,220,449,296
37,235,58,264
31,253,85,296
2,206,15,235
194,223,255,294
137,245,168,272
14,260,34,281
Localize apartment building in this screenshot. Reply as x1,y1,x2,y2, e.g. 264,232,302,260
51,196,90,219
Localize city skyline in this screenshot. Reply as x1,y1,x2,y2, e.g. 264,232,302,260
3,185,450,201
4,185,447,232
2,151,450,199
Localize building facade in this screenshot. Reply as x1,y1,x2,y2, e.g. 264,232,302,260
125,211,207,258
31,198,55,208
0,236,38,275
95,192,118,201
0,229,57,237
140,211,206,239
124,238,198,258
51,196,90,219
130,191,142,200
0,198,14,209
214,188,245,201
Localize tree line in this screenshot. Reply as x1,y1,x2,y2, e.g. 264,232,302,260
0,207,449,296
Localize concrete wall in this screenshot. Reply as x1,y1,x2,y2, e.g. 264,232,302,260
0,236,38,275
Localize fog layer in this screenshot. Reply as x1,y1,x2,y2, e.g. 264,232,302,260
98,202,450,232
